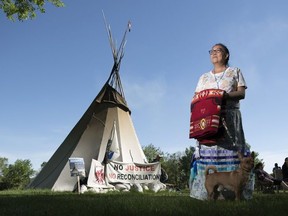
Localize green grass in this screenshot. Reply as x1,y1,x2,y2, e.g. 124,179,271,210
0,190,288,216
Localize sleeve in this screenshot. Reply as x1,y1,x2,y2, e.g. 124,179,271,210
236,68,247,89
195,74,205,93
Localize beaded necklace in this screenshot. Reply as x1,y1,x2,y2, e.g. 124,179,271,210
213,67,228,89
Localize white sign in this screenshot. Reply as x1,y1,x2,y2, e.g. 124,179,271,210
106,161,161,184
69,157,85,177
87,159,111,188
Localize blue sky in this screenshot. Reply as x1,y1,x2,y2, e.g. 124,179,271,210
1,0,288,173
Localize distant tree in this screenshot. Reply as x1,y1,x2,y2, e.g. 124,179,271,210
142,143,163,163
2,159,35,189
0,157,8,188
33,161,47,177
40,161,47,169
252,151,263,166
164,152,182,188
0,0,65,21
0,157,8,175
179,146,195,188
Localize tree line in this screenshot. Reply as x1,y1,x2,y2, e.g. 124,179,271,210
0,144,262,191
0,157,34,190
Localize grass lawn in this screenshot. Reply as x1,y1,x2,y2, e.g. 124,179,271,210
0,189,288,216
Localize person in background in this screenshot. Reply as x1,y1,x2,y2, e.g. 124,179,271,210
273,163,280,171
272,163,281,176
282,157,288,182
255,162,288,190
152,155,163,163
189,43,253,200
272,163,282,180
153,155,168,183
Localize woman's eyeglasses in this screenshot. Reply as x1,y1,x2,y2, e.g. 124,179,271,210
208,49,223,55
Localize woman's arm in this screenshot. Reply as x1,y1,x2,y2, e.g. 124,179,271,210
224,86,246,101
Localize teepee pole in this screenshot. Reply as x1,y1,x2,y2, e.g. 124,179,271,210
101,11,131,99
102,10,117,61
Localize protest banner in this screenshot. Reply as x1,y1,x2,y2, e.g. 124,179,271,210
106,161,161,184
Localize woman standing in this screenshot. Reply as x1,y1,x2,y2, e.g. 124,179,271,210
190,43,253,200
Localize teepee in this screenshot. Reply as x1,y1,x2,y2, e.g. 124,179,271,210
28,19,147,191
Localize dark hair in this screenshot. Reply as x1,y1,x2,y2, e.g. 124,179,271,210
213,43,230,66
255,162,263,170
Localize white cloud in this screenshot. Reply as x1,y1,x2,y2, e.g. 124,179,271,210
123,76,167,110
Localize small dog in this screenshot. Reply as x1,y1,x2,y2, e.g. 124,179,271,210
205,152,254,201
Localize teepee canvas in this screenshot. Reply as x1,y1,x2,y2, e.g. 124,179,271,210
28,20,147,191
